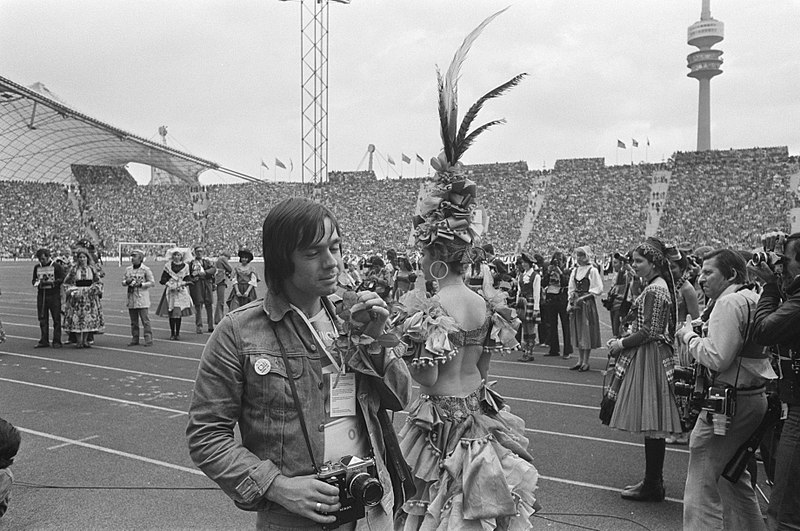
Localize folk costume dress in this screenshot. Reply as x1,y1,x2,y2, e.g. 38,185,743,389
226,263,258,310
394,291,539,530
62,264,104,333
156,262,194,318
567,265,602,350
600,276,682,435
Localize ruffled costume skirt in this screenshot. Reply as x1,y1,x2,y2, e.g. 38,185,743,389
396,385,540,530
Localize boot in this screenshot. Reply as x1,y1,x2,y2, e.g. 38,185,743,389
518,344,534,362
620,478,665,502
622,437,666,502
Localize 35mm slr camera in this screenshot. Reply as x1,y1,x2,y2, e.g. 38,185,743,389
318,455,383,529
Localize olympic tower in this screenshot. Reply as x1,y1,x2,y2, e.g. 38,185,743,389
687,0,724,151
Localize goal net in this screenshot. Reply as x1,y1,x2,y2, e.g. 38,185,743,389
117,241,177,266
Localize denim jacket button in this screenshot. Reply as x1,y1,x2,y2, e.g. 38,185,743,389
318,423,325,432
310,345,317,351
318,382,324,390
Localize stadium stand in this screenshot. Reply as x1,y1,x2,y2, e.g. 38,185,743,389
1,149,797,260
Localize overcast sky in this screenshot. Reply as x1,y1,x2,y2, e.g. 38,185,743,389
1,0,798,184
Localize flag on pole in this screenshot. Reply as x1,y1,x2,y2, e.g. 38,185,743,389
647,137,650,146
387,155,396,165
416,153,424,164
289,159,293,172
275,158,287,169
632,139,639,148
617,140,626,149
261,159,269,170
401,153,411,164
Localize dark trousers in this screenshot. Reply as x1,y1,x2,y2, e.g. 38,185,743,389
214,283,227,325
37,289,61,345
768,404,800,530
544,293,572,355
128,308,152,344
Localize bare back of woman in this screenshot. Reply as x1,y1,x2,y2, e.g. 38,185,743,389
417,282,489,397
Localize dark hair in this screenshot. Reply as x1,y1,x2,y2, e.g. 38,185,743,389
262,198,341,295
0,418,21,465
425,241,466,276
670,252,689,273
35,248,50,259
703,248,748,284
786,233,800,263
481,243,495,256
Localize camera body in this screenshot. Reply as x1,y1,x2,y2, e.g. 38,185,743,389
673,365,707,431
752,251,784,274
317,455,383,530
702,386,737,435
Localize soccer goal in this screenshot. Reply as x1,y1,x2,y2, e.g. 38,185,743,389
117,241,177,266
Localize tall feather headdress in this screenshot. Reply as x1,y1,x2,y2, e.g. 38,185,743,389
413,7,527,260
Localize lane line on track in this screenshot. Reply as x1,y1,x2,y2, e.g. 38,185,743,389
3,321,208,347
17,427,204,476
2,333,204,361
537,474,684,504
0,350,196,382
48,434,99,450
0,377,187,415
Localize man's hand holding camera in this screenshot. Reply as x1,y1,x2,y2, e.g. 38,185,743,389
265,474,341,525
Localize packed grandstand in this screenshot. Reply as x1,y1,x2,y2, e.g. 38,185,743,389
1,145,798,261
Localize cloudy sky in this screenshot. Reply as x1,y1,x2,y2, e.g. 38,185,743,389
1,0,798,184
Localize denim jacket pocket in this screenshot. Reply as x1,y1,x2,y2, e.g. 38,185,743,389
242,352,306,416
244,351,305,380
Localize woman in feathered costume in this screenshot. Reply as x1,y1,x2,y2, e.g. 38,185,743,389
393,9,540,530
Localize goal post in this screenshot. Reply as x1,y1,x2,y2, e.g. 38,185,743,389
117,241,177,266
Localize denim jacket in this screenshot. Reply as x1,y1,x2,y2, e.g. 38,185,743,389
186,289,412,521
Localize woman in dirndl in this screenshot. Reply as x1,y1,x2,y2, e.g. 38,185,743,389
516,252,540,362
601,236,683,502
156,248,193,340
226,249,259,310
62,248,104,348
567,246,603,371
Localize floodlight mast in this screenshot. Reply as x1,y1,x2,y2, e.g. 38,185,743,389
280,0,350,185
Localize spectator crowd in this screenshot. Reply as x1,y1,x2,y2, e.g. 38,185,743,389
1,147,798,261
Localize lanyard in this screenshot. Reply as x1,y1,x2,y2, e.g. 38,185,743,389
290,302,345,376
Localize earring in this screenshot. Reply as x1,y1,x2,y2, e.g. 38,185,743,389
430,260,449,280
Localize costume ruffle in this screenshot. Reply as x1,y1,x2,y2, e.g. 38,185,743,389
397,384,540,530
394,290,460,368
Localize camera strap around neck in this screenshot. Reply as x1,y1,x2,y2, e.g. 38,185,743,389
271,320,320,474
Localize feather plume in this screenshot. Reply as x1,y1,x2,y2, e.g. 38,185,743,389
455,119,507,162
438,7,509,165
454,73,527,161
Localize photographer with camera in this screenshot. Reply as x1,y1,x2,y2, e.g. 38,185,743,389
676,249,776,530
749,231,800,531
187,198,412,530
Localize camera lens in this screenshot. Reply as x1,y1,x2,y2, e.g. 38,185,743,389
349,472,383,507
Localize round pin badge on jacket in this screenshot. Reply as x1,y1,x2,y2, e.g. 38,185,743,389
254,358,272,375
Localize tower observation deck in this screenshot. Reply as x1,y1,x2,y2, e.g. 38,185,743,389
687,0,724,151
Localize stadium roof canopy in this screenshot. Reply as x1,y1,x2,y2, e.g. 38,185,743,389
0,75,257,185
